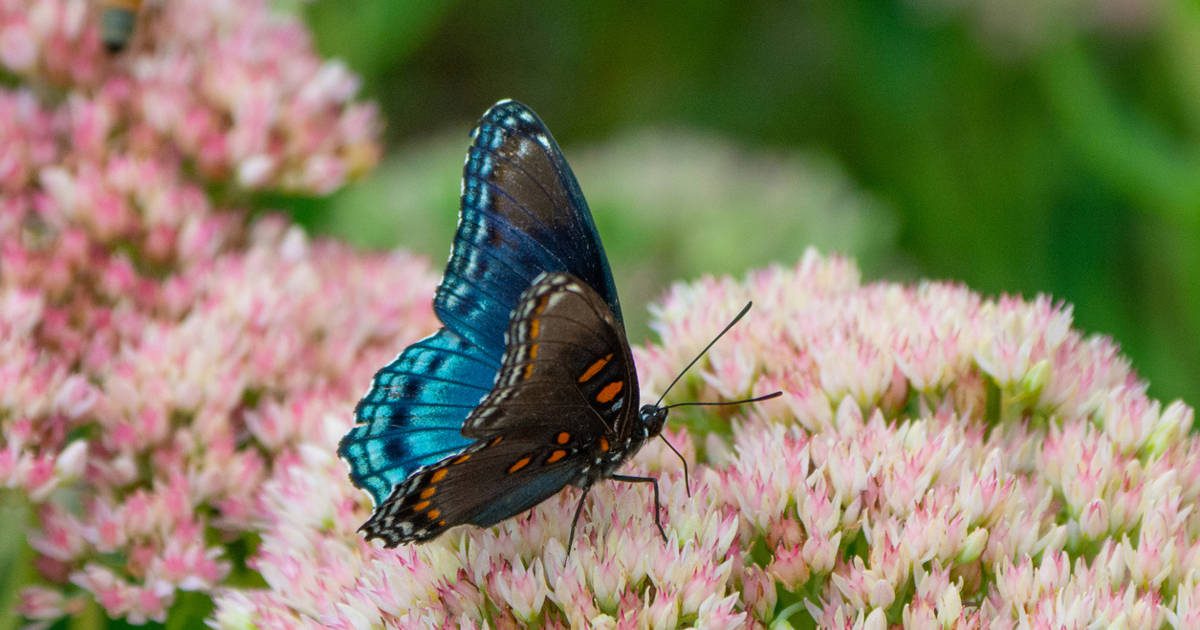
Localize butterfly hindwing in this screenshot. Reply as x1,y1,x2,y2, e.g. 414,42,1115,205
339,329,496,505
359,433,585,546
462,272,637,441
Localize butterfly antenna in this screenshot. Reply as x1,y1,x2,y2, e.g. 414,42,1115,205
654,301,754,407
662,391,782,410
658,390,782,500
652,302,783,499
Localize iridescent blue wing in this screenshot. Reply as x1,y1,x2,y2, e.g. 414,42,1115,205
340,330,491,505
340,100,621,507
359,273,635,546
440,98,623,354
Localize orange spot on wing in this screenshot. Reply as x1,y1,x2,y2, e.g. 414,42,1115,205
438,520,447,527
428,509,441,520
556,431,570,445
413,500,430,511
578,353,613,383
530,318,540,339
451,453,471,465
595,381,624,404
547,449,568,463
522,344,539,380
489,436,503,447
419,487,436,499
599,436,609,452
430,469,448,483
508,456,532,474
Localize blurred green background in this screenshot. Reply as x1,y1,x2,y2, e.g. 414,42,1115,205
295,0,1200,406
4,3,1199,628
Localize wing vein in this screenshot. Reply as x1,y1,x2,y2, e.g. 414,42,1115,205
374,370,492,392
409,339,502,370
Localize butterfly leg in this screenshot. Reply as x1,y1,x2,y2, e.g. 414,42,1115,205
610,474,667,543
566,484,593,558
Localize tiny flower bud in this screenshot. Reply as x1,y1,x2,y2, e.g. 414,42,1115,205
955,528,988,564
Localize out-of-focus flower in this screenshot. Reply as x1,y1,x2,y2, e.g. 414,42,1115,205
0,0,379,193
904,0,1165,58
202,250,1197,627
318,128,902,344
0,0,390,624
4,213,436,622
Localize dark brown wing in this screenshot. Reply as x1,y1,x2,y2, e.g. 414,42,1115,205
461,272,638,442
359,432,586,546
358,273,639,547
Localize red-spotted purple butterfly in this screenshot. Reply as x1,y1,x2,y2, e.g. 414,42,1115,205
339,100,778,549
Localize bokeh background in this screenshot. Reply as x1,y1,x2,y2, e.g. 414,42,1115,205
2,2,1199,628
291,0,1199,405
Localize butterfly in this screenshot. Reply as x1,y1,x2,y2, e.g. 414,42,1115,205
338,99,776,548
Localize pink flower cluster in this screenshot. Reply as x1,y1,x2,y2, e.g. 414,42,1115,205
7,216,436,623
208,251,1199,628
212,423,748,629
0,0,399,624
0,0,379,193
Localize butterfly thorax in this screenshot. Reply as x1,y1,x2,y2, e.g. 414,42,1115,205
570,403,668,488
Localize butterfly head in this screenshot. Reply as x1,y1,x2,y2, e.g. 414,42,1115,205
638,403,669,439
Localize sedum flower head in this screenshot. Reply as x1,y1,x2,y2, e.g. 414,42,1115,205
206,250,1198,628
0,0,379,193
0,0,392,624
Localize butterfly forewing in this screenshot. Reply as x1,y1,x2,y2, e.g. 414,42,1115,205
462,272,637,442
437,100,622,355
359,273,639,546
